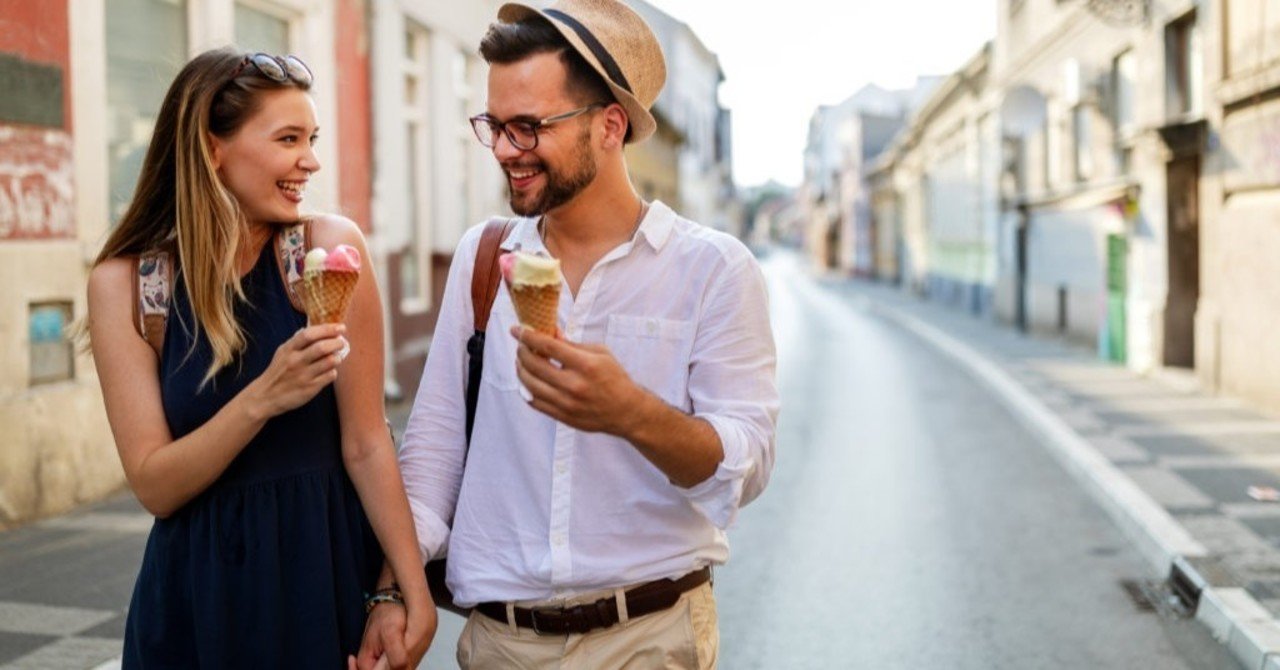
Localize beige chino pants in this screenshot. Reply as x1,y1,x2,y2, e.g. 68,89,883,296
456,582,718,669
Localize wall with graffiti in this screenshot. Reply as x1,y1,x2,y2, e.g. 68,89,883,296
0,0,74,241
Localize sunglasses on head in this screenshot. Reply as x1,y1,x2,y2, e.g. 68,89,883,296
231,53,313,86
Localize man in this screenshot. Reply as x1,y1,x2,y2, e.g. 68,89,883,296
357,1,778,667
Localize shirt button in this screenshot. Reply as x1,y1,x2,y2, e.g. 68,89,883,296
646,320,658,336
556,463,568,475
552,534,566,546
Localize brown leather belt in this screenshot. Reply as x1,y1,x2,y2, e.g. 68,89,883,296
474,567,711,636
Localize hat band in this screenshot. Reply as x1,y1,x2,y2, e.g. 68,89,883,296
544,9,634,96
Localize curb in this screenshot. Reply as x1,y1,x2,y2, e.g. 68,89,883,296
863,294,1280,670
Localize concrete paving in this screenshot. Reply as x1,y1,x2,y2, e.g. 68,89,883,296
830,269,1280,670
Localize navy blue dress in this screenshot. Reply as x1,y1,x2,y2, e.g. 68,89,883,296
123,241,381,668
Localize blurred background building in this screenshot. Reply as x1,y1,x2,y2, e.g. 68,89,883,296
800,79,940,273
0,0,735,527
803,0,1280,420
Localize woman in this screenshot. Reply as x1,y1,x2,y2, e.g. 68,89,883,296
84,48,433,667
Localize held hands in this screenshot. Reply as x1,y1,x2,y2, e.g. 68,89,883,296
249,324,347,420
350,596,437,670
511,326,646,436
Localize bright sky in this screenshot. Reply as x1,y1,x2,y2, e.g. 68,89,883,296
640,0,997,188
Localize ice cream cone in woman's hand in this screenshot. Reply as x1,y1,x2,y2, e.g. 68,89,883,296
296,245,360,325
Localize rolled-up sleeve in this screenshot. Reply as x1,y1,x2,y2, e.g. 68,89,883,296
681,250,779,529
398,225,483,563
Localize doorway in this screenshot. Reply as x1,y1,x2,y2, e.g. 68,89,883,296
1164,155,1200,368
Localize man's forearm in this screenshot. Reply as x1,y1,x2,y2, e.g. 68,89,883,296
620,389,724,488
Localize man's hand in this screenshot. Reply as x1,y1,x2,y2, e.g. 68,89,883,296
351,602,407,670
512,326,648,437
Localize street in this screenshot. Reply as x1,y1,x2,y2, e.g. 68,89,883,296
0,249,1240,669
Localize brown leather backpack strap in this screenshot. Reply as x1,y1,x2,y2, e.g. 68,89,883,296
276,219,310,313
136,251,173,357
471,217,516,330
463,217,516,444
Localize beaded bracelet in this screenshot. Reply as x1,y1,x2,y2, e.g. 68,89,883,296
364,586,405,613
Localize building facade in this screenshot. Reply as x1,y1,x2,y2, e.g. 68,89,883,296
802,81,938,274
368,0,507,398
993,0,1204,367
0,0,369,527
630,0,737,235
873,46,999,313
1200,0,1280,409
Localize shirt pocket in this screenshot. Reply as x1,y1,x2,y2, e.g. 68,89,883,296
604,314,696,407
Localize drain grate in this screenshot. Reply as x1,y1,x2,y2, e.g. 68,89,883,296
1119,578,1194,618
1120,579,1156,612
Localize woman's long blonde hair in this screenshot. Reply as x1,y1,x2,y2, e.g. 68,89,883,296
89,47,312,385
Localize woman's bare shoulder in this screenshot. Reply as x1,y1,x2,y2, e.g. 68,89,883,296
306,213,364,249
88,256,136,305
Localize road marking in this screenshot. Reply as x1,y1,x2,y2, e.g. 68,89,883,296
38,514,152,535
1082,397,1248,412
1159,455,1280,469
0,637,120,670
0,603,115,637
1115,423,1280,437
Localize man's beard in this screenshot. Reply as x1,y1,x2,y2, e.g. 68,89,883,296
505,130,597,216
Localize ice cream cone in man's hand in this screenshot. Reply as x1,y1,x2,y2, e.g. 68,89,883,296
500,251,562,336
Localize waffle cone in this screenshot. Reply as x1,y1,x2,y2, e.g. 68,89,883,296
297,269,359,324
509,283,560,334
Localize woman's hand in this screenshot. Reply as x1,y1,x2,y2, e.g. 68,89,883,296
247,323,347,420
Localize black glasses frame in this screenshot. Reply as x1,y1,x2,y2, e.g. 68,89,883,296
469,103,606,151
232,53,314,86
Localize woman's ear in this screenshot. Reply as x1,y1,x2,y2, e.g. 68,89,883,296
208,133,224,171
600,104,629,150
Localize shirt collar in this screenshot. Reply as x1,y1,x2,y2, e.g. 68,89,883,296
497,199,676,255
499,216,546,253
635,200,674,252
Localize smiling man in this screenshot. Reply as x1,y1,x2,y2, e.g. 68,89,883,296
356,1,779,668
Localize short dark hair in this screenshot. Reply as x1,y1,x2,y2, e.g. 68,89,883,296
479,18,628,138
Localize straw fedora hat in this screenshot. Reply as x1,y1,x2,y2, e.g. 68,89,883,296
497,0,666,144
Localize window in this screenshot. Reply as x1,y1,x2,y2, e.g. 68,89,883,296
29,302,73,385
106,0,187,224
454,49,474,227
1072,104,1092,181
235,3,291,55
1166,12,1202,119
400,26,431,307
1112,51,1135,135
1111,50,1135,174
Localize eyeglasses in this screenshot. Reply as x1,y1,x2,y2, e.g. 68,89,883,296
231,53,314,86
469,103,606,151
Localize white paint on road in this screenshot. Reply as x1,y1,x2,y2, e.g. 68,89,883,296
0,602,115,637
39,514,153,535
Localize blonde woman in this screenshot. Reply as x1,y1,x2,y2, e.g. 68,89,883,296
85,48,433,667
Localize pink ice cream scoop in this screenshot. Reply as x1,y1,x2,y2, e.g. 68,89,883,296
325,244,361,272
499,252,517,285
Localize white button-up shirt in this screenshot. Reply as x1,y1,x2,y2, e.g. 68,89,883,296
399,201,778,606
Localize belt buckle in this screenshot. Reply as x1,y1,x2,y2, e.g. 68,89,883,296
530,606,562,636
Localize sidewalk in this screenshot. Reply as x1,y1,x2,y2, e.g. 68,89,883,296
835,276,1280,670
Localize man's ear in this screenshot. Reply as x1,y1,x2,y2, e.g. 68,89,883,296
600,104,629,150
